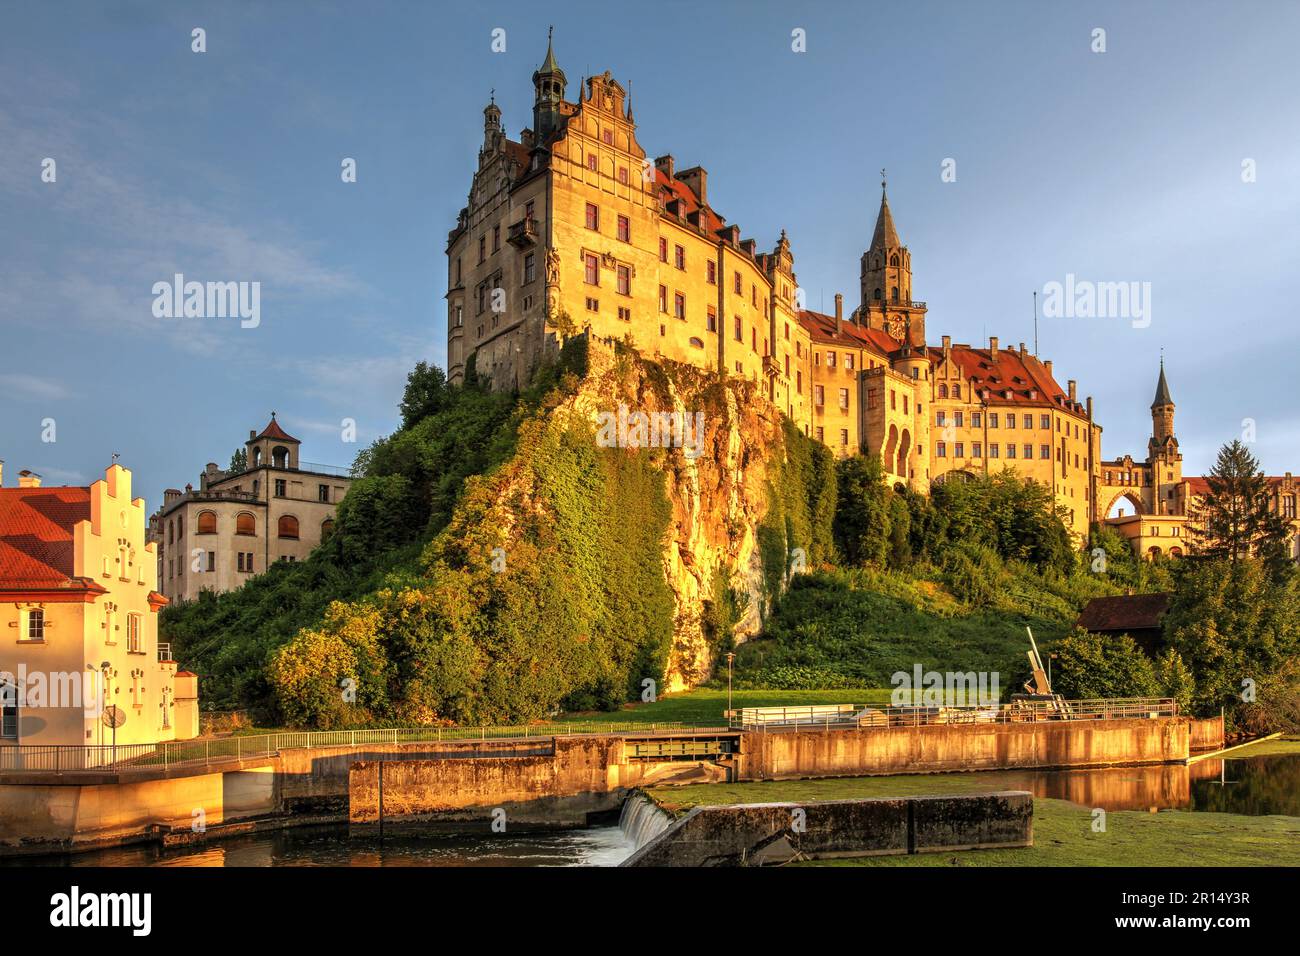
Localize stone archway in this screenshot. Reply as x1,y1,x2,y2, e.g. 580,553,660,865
1105,490,1145,519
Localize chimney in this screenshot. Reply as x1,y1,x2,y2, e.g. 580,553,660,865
941,334,951,360
17,470,42,488
1019,342,1026,358
1044,359,1053,376
654,155,674,180
0,459,4,487
989,336,999,356
1068,379,1077,402
834,294,843,334
249,429,256,441
677,166,707,206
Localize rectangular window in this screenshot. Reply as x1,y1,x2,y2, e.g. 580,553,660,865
973,442,983,458
25,608,45,642
618,166,628,184
206,551,216,572
1041,414,1051,430
618,264,631,296
585,253,600,286
478,236,485,263
1024,444,1034,459
936,411,946,426
1006,414,1016,429
1007,444,1017,459
492,225,500,251
814,385,824,406
990,444,1000,458
674,292,686,319
955,442,964,457
734,316,743,342
816,427,824,442
734,272,742,294
675,245,685,270
867,389,879,410
706,306,717,332
319,483,330,502
1041,444,1051,459
990,413,999,428
524,253,536,284
845,354,854,370
617,215,630,243
658,285,667,313
840,429,849,446
971,412,981,428
585,203,599,230
1024,414,1033,429
937,442,947,457
827,351,837,368
839,387,849,410
274,479,286,497
954,411,963,427
706,261,716,284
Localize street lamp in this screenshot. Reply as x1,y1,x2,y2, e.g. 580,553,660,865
726,652,735,723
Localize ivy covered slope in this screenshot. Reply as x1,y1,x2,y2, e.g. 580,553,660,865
165,336,834,727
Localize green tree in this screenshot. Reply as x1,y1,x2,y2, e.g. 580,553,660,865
1189,440,1292,576
1163,557,1300,724
228,447,247,475
833,454,890,567
1051,629,1160,700
398,361,451,430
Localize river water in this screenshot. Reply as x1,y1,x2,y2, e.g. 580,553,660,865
14,753,1295,867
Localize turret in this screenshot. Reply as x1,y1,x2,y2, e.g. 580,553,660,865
531,28,567,142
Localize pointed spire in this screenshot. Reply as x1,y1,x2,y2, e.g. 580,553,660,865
625,80,633,121
1151,354,1173,408
536,25,564,81
869,182,901,252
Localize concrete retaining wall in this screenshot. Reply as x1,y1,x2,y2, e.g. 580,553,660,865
738,717,1188,780
1188,716,1225,752
622,792,1033,866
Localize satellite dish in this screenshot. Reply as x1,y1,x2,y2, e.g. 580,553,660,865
102,705,127,728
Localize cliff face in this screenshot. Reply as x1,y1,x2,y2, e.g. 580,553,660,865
267,336,833,727
566,340,786,690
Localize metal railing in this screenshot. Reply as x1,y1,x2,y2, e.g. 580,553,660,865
297,461,352,478
0,720,721,774
157,643,173,663
729,697,1177,732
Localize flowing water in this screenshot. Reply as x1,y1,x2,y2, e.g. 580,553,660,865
12,753,1295,867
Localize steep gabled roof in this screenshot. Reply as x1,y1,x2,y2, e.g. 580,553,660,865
798,311,899,358
0,486,91,588
869,190,901,251
1151,360,1173,408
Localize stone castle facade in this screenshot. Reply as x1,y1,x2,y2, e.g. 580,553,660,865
446,36,1297,556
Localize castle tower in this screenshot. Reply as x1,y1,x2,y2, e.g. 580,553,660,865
1147,357,1183,514
531,27,567,142
482,93,502,151
858,174,925,346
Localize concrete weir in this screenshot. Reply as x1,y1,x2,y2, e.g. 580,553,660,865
621,792,1035,866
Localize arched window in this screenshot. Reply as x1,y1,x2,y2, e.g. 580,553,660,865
938,384,948,398
252,447,262,467
873,288,882,301
321,518,335,538
890,254,899,267
196,511,217,534
272,445,289,468
891,287,899,302
236,512,256,536
277,515,300,539
953,385,962,399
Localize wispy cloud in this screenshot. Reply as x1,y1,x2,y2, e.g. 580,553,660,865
0,373,76,403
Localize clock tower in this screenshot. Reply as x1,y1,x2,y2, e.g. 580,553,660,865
857,174,926,347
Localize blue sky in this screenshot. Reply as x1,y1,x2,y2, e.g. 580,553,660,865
2,0,1298,511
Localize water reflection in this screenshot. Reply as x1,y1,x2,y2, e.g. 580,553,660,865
19,825,638,868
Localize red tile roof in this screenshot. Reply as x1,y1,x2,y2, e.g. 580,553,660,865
798,311,899,358
1076,593,1170,633
655,169,726,235
940,345,1080,411
0,486,91,588
253,415,299,444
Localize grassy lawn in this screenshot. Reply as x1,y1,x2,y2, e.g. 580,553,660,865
558,687,892,727
1222,738,1300,759
646,772,1300,867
